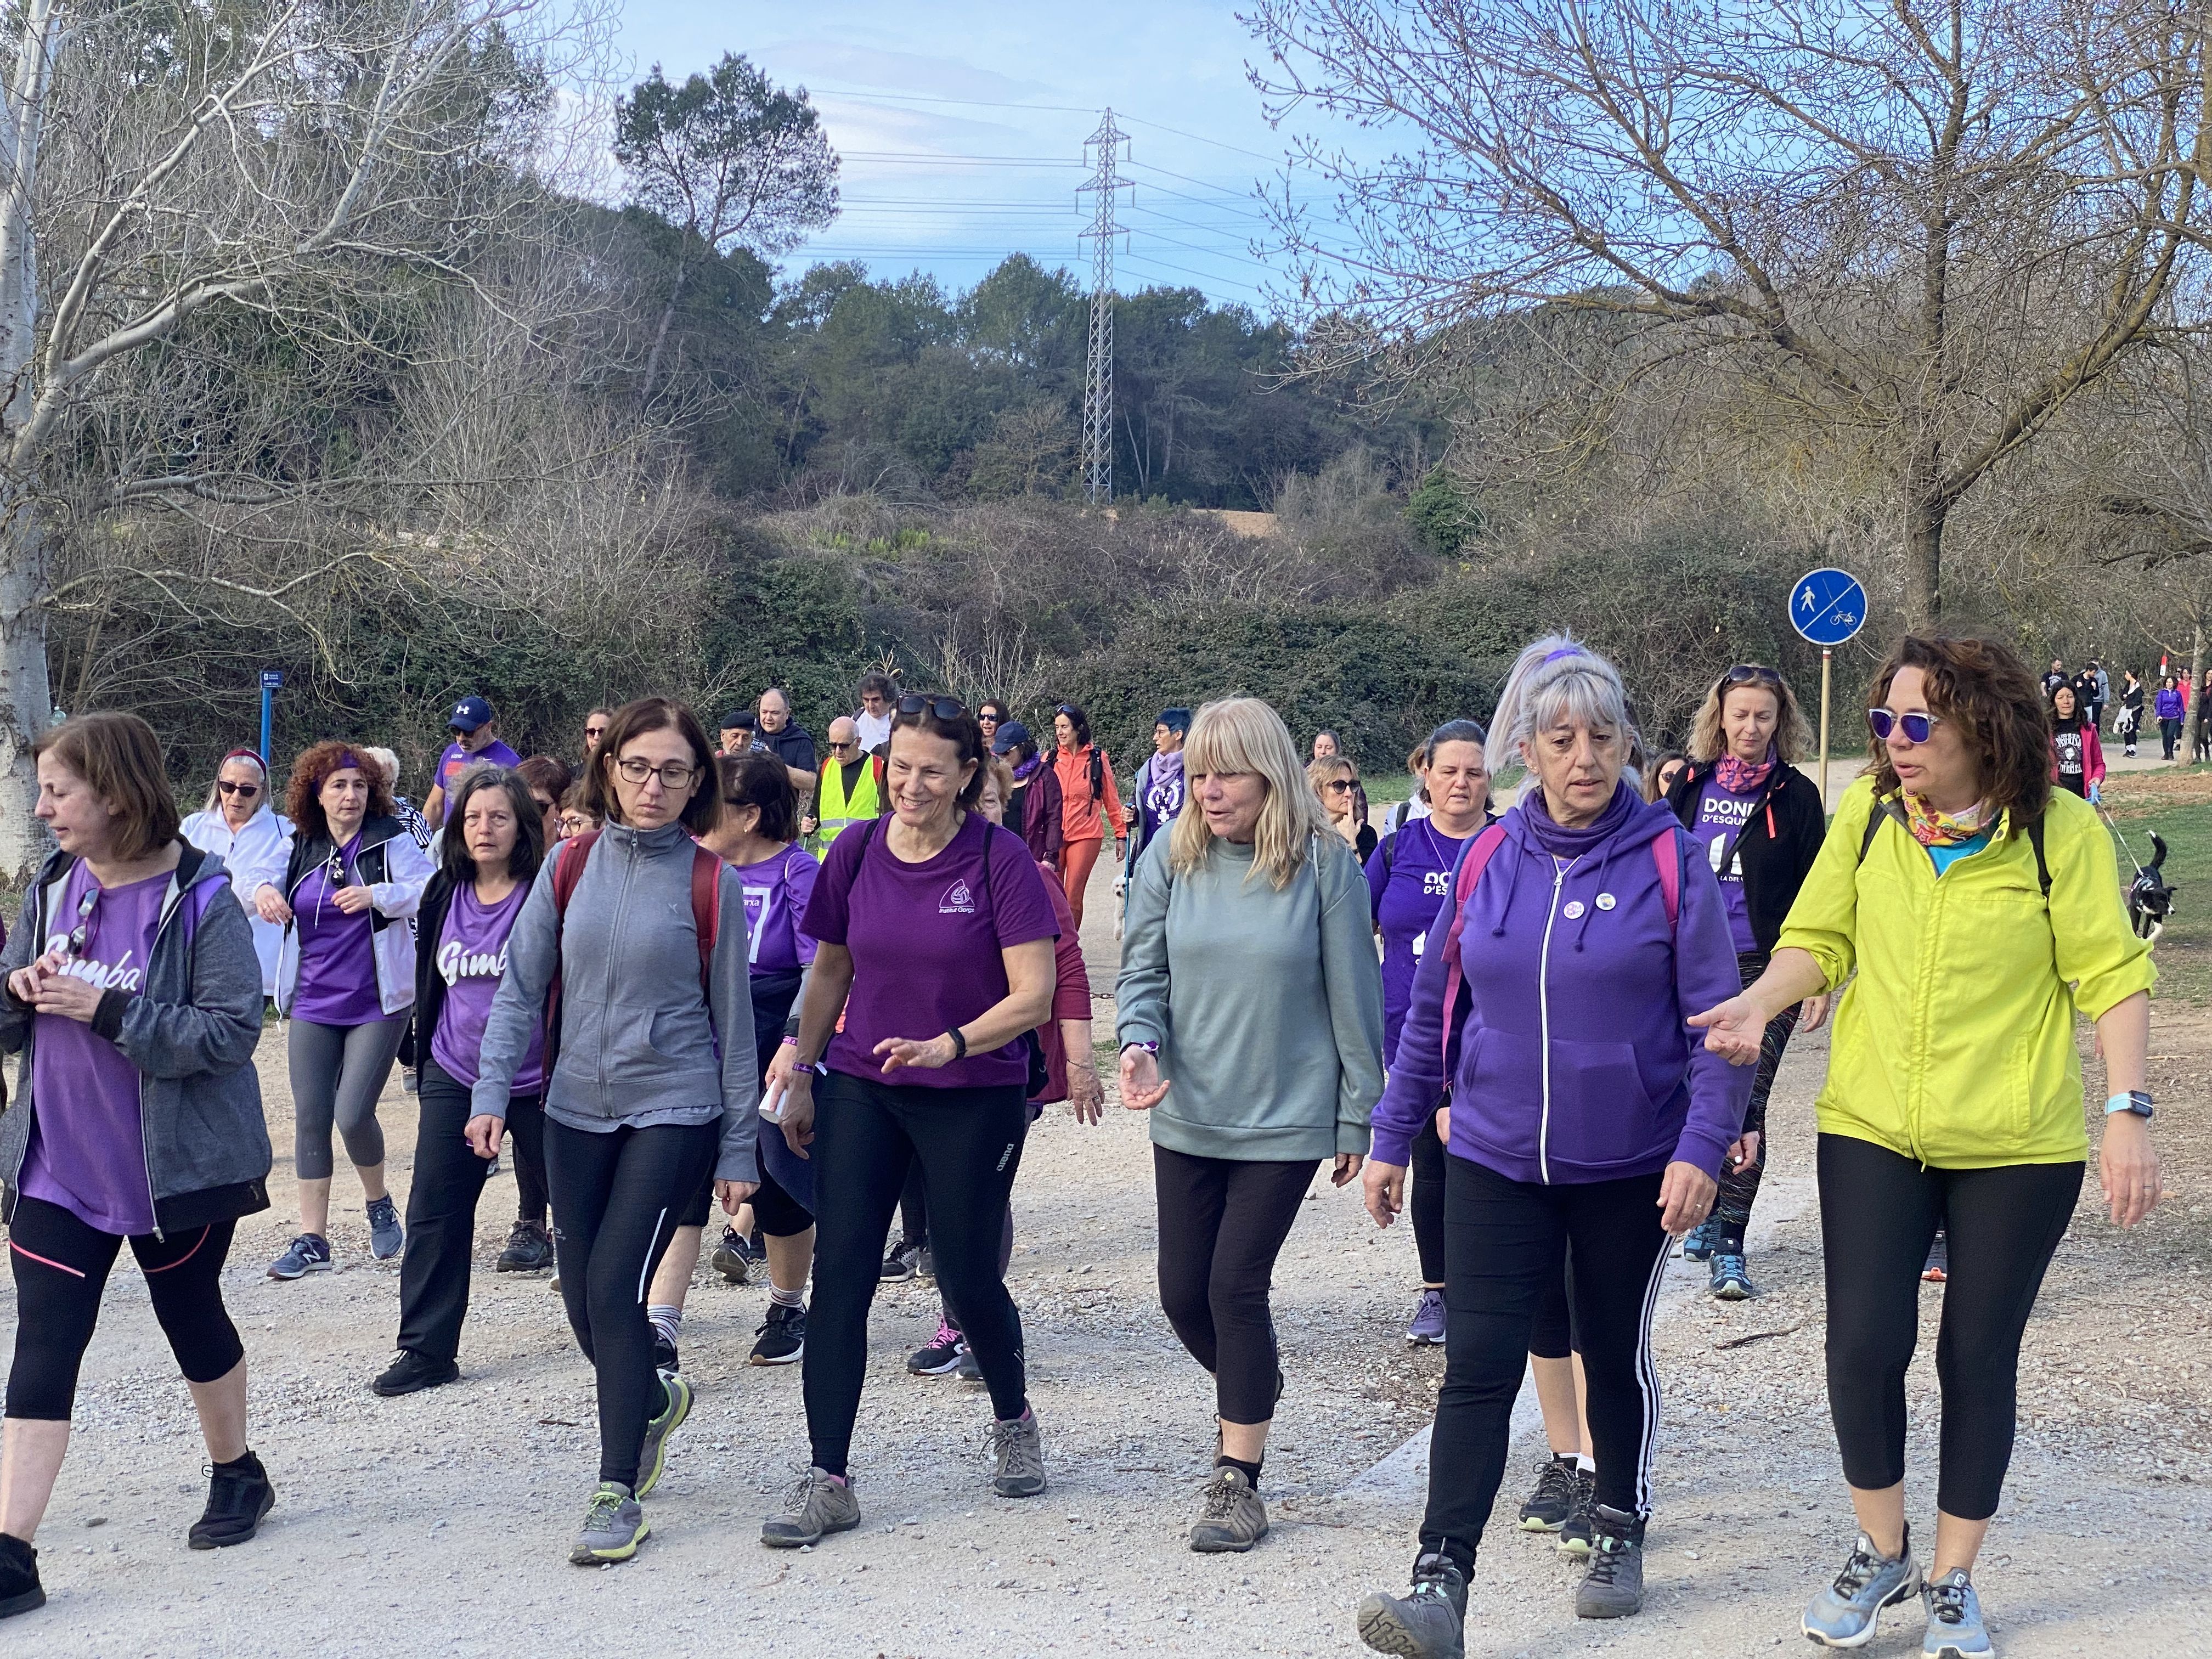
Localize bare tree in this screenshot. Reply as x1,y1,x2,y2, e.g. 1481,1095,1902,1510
1245,0,2212,627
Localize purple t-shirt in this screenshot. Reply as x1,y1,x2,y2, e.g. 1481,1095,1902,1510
802,812,1058,1090
435,738,523,797
1365,817,1477,1061
1692,776,1762,955
292,835,384,1026
22,863,167,1234
737,842,820,975
431,882,543,1091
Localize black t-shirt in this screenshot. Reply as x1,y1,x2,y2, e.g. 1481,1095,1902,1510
2042,670,2070,701
759,723,817,775
2053,727,2085,789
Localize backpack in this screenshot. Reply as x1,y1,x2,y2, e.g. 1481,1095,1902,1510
1435,823,1682,1076
541,829,721,1074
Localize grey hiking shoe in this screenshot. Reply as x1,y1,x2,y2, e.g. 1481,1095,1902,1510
1189,1465,1269,1553
1803,1527,1918,1648
366,1196,403,1260
568,1482,646,1565
1574,1504,1644,1618
988,1410,1047,1498
1922,1569,1993,1658
635,1371,692,1498
761,1468,861,1548
1356,1550,1467,1658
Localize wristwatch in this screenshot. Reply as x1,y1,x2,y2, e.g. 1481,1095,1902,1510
2106,1090,2154,1120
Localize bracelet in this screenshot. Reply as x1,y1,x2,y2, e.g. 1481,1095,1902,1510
1123,1039,1159,1056
945,1027,969,1060
779,1035,798,1048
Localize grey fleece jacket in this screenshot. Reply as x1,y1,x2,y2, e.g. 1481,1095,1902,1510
473,821,760,1183
1115,830,1386,1161
1,844,272,1235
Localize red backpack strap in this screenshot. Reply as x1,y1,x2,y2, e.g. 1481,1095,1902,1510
551,829,600,916
1650,826,1680,931
1438,823,1509,1074
690,843,720,993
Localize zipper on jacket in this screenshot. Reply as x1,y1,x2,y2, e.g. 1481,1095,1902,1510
600,833,639,1101
1536,856,1571,1185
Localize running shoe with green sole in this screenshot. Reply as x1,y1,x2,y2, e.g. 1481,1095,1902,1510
635,1372,692,1498
569,1483,646,1565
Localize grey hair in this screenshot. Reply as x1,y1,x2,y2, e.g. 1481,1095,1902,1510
1487,633,1641,779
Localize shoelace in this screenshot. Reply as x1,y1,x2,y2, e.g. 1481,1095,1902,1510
585,1489,624,1522
929,1319,959,1350
1927,1581,1971,1625
779,1469,827,1514
988,1418,1040,1474
1585,1537,1629,1584
1533,1462,1579,1509
1832,1543,1886,1595
1200,1472,1244,1519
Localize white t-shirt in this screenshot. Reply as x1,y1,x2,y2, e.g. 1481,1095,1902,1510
854,709,893,752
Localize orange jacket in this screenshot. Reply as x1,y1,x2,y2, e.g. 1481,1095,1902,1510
1053,742,1125,842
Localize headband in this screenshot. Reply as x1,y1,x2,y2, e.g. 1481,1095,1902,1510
1542,646,1585,664
221,748,267,774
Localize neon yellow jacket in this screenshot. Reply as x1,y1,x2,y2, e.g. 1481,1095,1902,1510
1776,776,2154,1169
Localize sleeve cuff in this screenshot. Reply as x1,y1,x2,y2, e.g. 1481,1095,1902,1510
1336,1122,1372,1156
1673,1128,1730,1182
91,989,131,1042
1368,1125,1414,1168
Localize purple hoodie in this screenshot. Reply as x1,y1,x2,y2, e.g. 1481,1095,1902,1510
1370,781,1751,1184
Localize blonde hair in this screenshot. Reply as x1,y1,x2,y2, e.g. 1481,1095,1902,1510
1685,668,1813,765
1170,697,1331,888
979,754,1015,819
362,746,403,793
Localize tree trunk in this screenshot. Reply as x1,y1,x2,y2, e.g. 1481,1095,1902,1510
1902,491,1945,630
636,246,695,409
0,506,53,885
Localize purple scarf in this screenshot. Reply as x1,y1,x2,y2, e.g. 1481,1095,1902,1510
1713,747,1775,794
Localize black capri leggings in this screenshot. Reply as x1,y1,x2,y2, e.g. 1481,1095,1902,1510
545,1116,720,1489
1153,1146,1318,1426
6,1195,244,1420
1713,949,1802,1254
1818,1133,2083,1520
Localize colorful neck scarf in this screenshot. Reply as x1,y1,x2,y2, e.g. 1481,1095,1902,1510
1713,747,1775,794
1903,793,1988,848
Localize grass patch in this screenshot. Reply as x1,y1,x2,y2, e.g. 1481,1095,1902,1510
2100,768,2212,1004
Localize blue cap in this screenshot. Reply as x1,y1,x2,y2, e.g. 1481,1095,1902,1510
448,695,494,732
993,719,1032,755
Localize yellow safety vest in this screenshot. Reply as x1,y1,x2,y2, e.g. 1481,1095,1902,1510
811,755,883,856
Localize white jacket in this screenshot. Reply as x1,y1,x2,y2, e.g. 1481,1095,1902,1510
181,805,294,997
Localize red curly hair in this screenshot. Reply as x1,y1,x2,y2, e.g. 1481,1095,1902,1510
284,740,396,841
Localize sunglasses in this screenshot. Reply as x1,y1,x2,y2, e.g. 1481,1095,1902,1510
1324,778,1356,793
1720,664,1782,688
896,695,966,721
216,780,260,797
828,740,860,753
1867,708,1943,744
57,884,99,962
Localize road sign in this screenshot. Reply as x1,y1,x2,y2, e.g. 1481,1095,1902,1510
260,669,285,689
1790,567,1866,647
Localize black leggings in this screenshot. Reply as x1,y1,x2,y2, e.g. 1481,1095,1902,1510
805,1071,1032,1476
1153,1146,1318,1426
396,1058,544,1362
1422,1154,1672,1572
1818,1133,2083,1520
544,1116,719,1488
1713,950,1801,1254
1410,1109,1447,1285
5,1195,243,1420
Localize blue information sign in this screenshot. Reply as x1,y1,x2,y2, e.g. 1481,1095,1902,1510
1789,568,1866,647
260,669,285,689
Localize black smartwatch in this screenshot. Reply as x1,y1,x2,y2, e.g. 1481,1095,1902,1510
2105,1090,2155,1120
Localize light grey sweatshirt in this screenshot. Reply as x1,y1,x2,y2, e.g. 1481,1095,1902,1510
474,821,760,1183
1115,831,1385,1161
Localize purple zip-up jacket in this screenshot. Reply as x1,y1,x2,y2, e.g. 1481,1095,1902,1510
1370,782,1751,1183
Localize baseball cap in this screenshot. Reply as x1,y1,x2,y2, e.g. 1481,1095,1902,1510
992,719,1031,755
448,695,493,732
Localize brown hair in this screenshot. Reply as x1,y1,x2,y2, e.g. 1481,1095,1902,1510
583,697,722,834
720,751,798,843
283,740,395,842
558,780,600,826
888,696,986,808
1868,635,2053,827
1686,665,1815,765
440,766,546,887
33,713,180,861
516,754,573,805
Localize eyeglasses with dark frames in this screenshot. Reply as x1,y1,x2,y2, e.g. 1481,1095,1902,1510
616,757,698,789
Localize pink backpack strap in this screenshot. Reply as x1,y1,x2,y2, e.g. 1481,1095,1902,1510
1438,823,1509,1074
1650,826,1680,930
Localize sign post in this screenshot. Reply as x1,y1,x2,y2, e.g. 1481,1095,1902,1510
258,669,285,764
1787,568,1867,806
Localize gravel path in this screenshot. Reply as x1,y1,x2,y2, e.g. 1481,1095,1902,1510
5,855,2209,1656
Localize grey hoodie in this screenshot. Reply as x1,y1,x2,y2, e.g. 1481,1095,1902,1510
473,821,760,1183
1,845,272,1235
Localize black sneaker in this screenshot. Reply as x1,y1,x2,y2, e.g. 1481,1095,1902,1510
956,1343,981,1381
1575,1505,1645,1618
1517,1455,1580,1531
751,1302,806,1365
907,1319,963,1375
0,1533,42,1620
370,1350,459,1397
188,1451,275,1549
1557,1466,1598,1557
653,1335,680,1374
1356,1550,1467,1658
713,1226,761,1284
880,1237,922,1281
496,1220,553,1273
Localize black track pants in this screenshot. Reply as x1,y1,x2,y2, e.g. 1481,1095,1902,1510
396,1058,544,1362
1818,1133,2082,1520
1713,950,1801,1253
1410,1110,1447,1285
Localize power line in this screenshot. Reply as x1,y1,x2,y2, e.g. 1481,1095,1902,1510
803,83,1295,166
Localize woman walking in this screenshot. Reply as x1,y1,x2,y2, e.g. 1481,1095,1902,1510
1663,664,1831,1300
2048,683,2105,802
1352,636,1749,1653
1,714,276,1620
370,767,549,1396
470,697,758,1566
1694,634,2159,1657
2155,675,2185,760
258,743,433,1277
1312,752,1379,862
1365,720,1494,1346
1049,700,1125,932
180,748,293,998
2117,669,2144,758
1118,697,1386,1555
759,695,1059,1547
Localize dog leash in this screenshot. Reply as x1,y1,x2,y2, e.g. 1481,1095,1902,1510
2097,804,2152,879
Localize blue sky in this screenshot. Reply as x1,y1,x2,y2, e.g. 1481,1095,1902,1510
607,2,1366,313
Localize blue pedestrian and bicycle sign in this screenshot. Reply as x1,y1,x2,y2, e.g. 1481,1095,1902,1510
1790,567,1866,647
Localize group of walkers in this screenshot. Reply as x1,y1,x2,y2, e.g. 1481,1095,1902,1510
0,634,2169,1659
2058,652,2212,765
